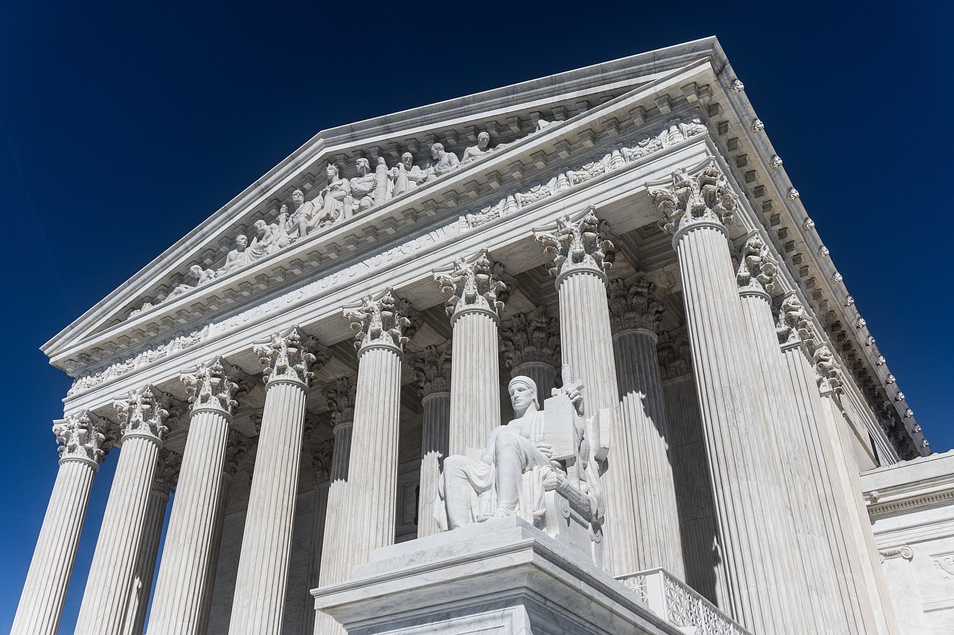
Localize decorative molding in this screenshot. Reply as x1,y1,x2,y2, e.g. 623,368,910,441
179,357,241,415
933,554,954,581
254,326,325,386
408,343,452,397
113,385,171,442
607,273,663,334
433,250,509,320
736,234,778,295
535,206,615,280
649,162,738,236
464,116,707,230
500,306,560,370
867,489,954,517
344,289,414,353
53,411,108,465
776,294,816,347
68,325,210,397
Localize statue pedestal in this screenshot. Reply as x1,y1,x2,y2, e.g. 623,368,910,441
311,516,681,634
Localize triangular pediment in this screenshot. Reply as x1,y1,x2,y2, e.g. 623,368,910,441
44,38,728,376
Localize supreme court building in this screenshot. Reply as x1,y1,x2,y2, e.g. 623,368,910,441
12,38,954,635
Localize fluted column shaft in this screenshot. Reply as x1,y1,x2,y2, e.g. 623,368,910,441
149,407,231,634
612,326,684,578
317,420,354,587
419,391,451,537
11,449,100,635
74,433,162,635
557,268,636,574
348,344,403,565
229,378,309,635
672,222,801,633
448,309,501,454
739,289,842,634
127,487,169,635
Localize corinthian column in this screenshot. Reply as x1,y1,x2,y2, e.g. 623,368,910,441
736,236,840,634
500,305,560,405
11,412,107,635
435,249,508,454
776,296,889,634
649,164,802,634
126,449,179,635
75,386,169,635
317,375,357,586
229,327,325,635
535,208,638,575
149,358,240,635
607,274,684,579
410,343,452,537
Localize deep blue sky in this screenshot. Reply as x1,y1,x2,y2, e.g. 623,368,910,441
1,1,951,632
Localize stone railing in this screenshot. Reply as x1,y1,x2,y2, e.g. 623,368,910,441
616,568,752,635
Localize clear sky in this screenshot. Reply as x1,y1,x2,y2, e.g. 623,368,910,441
1,1,951,632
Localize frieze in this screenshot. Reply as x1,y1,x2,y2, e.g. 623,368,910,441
463,116,707,230
68,325,210,397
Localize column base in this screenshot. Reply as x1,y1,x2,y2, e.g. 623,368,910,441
311,516,681,634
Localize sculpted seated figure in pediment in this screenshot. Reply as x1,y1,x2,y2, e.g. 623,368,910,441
425,142,460,180
439,373,604,536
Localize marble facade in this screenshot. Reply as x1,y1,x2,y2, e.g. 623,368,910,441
12,37,937,635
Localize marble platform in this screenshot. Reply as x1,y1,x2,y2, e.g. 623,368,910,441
311,516,682,634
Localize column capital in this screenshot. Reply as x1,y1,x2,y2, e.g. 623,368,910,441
53,411,108,468
736,234,779,297
322,375,357,427
534,206,615,283
649,162,738,240
607,274,663,335
434,250,509,322
113,384,171,443
224,429,253,477
776,293,817,349
657,330,693,381
409,343,452,397
151,448,181,495
253,325,327,387
179,357,241,416
344,290,414,355
500,306,560,370
309,438,335,485
812,344,845,396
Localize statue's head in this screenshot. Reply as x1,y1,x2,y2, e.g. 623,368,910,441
292,189,304,204
477,131,490,147
401,151,413,168
355,157,370,173
430,143,444,159
508,376,540,413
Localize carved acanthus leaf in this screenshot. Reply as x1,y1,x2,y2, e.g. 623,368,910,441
656,330,693,381
535,207,615,279
53,411,108,464
409,343,452,397
322,375,357,426
254,326,325,386
607,274,663,334
152,448,181,494
736,234,778,293
434,250,509,318
775,294,817,348
500,306,560,369
344,290,412,352
179,357,240,414
224,429,254,477
813,343,845,395
309,438,336,484
113,385,171,441
649,163,738,234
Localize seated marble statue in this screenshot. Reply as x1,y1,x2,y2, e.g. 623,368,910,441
425,142,460,180
390,152,427,196
460,131,493,164
348,158,377,213
218,234,253,274
439,374,603,534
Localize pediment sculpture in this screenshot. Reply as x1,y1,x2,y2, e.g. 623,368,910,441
438,368,607,561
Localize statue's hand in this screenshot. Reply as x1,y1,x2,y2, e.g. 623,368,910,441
565,388,584,415
536,442,552,458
